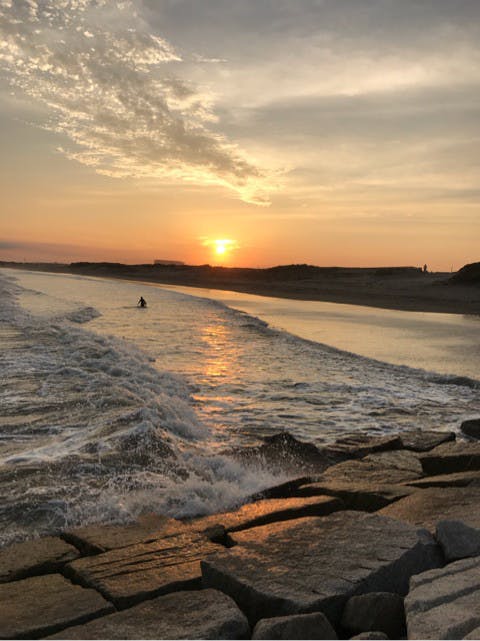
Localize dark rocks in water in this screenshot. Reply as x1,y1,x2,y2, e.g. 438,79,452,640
201,511,442,625
294,480,415,511
341,592,406,639
47,589,250,640
449,261,480,286
404,470,480,489
65,529,220,609
405,557,480,640
248,476,313,500
190,495,344,534
461,418,480,440
64,513,185,554
228,432,342,475
399,429,456,452
435,520,480,562
380,486,480,531
252,612,337,640
0,573,113,639
325,434,402,459
0,535,79,583
420,441,480,475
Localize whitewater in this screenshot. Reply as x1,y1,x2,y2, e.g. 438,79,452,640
1,269,479,547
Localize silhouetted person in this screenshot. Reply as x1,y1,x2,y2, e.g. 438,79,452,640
423,264,428,273
138,296,147,308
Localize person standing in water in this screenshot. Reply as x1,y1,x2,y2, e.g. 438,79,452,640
138,296,147,307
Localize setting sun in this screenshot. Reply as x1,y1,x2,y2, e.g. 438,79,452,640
214,239,232,256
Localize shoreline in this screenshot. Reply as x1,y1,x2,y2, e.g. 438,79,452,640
2,261,480,315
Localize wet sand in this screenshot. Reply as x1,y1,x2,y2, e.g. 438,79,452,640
2,261,479,315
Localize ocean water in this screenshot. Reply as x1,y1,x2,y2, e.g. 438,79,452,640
1,269,479,546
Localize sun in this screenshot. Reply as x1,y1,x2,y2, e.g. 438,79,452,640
201,237,238,263
214,239,230,256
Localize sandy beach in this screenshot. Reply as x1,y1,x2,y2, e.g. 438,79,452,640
2,262,479,315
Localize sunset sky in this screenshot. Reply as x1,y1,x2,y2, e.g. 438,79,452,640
1,0,479,270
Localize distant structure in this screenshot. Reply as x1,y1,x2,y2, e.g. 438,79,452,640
153,259,185,266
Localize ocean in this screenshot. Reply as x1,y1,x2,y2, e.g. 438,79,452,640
1,268,479,547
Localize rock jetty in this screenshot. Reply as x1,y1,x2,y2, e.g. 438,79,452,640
1,426,480,639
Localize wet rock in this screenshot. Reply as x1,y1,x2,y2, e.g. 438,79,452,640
405,470,480,489
0,573,113,639
65,529,220,609
64,513,185,554
320,450,423,486
399,429,456,452
461,418,480,440
252,612,337,640
420,441,480,475
465,626,480,639
202,511,442,625
341,592,405,638
294,481,415,511
190,495,344,533
249,476,313,500
325,435,402,459
405,556,480,639
0,536,79,583
350,633,389,640
230,432,341,475
436,520,480,562
47,589,250,640
380,487,480,531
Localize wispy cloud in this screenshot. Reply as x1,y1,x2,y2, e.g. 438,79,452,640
0,0,271,204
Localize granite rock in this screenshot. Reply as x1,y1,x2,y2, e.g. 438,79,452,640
341,592,405,638
380,487,480,531
461,418,480,440
404,470,480,489
399,429,455,452
350,633,389,640
65,529,220,609
0,573,113,639
436,520,480,562
252,612,337,640
202,511,442,625
47,589,250,640
320,450,423,486
405,556,480,639
0,536,79,583
294,480,415,511
325,435,402,459
420,442,480,475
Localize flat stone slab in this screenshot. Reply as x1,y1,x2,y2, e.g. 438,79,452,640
420,441,480,475
0,573,113,639
325,434,402,459
64,513,185,554
47,589,250,640
399,429,456,452
320,450,423,486
202,511,442,625
294,480,415,511
252,612,337,640
380,487,480,531
405,470,480,489
0,536,79,583
436,520,480,562
190,495,343,533
405,556,480,639
66,529,220,609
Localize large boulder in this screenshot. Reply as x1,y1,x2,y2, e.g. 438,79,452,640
436,520,480,562
341,592,405,639
325,435,402,459
399,430,455,452
0,573,113,639
461,418,480,440
420,442,480,475
294,480,415,511
405,557,480,639
252,612,337,640
202,511,442,625
190,495,343,533
0,536,79,583
320,450,423,486
65,529,220,609
405,470,480,489
47,589,250,640
380,487,480,531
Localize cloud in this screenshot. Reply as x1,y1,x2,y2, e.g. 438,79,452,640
0,0,271,204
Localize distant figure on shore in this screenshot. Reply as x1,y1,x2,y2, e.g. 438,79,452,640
138,296,147,308
423,264,428,273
